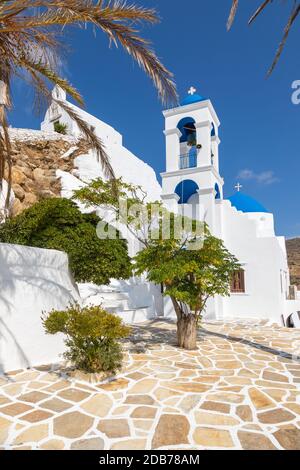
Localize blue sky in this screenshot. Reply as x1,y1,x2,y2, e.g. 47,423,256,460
9,1,300,237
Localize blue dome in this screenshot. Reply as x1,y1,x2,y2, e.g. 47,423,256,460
181,93,206,107
228,192,269,213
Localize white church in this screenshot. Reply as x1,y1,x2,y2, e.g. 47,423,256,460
40,85,300,327
1,85,300,372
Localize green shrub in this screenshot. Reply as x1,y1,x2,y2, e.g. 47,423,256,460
54,121,68,135
0,198,132,285
43,303,131,373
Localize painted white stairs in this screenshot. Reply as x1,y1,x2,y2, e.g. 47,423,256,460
78,280,162,324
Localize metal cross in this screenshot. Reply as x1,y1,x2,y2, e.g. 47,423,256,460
235,182,243,192
188,86,197,96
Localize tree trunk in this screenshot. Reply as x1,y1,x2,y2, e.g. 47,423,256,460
177,314,197,350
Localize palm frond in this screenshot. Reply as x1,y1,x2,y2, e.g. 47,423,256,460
0,0,178,214
54,98,115,180
1,1,178,105
17,56,84,106
227,0,239,31
248,0,272,25
268,3,300,75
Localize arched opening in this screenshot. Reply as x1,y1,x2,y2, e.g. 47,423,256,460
175,179,199,204
211,122,216,137
215,183,221,200
177,117,196,144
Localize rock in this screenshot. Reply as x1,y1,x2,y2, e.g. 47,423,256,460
179,395,201,413
11,167,26,185
18,391,50,403
200,401,230,414
97,419,130,438
38,189,57,199
263,371,289,383
18,165,32,179
124,395,156,405
14,424,48,445
0,416,12,444
248,388,275,410
81,394,113,417
33,168,45,180
152,414,189,449
238,431,277,450
53,412,94,438
21,410,53,423
110,439,147,450
128,379,157,394
206,392,244,404
215,361,243,369
23,192,37,206
193,427,234,448
98,378,129,391
57,388,90,403
130,406,157,419
11,198,23,217
236,405,253,422
273,426,300,450
154,387,182,401
40,398,72,413
163,382,210,393
0,403,33,417
257,408,295,424
40,439,65,450
71,438,104,450
12,184,25,201
194,411,239,426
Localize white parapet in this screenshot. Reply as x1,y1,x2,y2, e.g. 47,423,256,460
0,243,80,372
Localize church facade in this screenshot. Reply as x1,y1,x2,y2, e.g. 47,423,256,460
161,89,300,326
41,86,300,326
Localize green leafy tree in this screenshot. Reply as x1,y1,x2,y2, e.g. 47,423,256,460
43,303,131,373
74,177,165,247
135,225,240,350
75,178,240,350
0,197,132,285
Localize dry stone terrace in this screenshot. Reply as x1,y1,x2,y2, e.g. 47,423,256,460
0,319,300,450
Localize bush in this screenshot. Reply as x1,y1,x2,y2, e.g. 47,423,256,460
54,121,68,135
43,303,131,373
0,198,132,284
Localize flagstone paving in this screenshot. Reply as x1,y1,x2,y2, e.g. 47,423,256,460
0,319,300,450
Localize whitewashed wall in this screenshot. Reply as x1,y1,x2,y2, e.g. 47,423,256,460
0,243,80,373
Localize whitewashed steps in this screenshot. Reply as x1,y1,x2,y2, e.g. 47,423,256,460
78,282,155,324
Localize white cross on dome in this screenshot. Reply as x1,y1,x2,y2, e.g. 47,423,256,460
235,183,243,192
188,86,197,96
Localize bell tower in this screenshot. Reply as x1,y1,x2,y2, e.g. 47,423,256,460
161,87,223,230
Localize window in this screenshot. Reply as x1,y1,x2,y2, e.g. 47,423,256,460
231,270,245,293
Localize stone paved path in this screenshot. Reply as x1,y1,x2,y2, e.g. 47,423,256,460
0,319,300,450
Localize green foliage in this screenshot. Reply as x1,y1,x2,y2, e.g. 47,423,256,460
135,224,240,321
54,121,68,135
43,304,131,373
73,177,164,247
73,177,240,325
0,198,132,285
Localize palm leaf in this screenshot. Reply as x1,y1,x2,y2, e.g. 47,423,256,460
0,0,178,214
248,0,273,25
227,0,239,31
268,3,300,75
54,98,114,180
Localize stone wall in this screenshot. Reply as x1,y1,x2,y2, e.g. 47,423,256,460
5,129,91,216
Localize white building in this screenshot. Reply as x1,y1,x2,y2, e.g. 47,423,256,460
41,86,300,327
161,88,300,326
